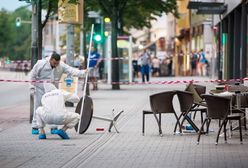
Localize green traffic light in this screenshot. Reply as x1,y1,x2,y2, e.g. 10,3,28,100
94,34,102,42
16,17,21,27
16,22,21,27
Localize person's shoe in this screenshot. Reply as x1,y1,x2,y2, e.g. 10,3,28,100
50,128,58,134
56,129,70,139
38,134,46,140
32,128,39,135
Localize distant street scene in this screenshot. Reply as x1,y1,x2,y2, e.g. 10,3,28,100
1,0,248,168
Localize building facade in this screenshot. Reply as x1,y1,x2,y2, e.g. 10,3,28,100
213,0,248,80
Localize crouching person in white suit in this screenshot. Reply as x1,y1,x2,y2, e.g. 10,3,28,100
36,83,80,140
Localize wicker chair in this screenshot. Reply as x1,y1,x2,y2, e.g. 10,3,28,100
175,90,200,133
193,84,206,97
197,94,243,145
231,92,248,130
185,83,207,123
142,91,181,136
185,83,206,106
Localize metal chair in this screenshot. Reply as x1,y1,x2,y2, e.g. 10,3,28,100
142,91,181,136
197,94,243,145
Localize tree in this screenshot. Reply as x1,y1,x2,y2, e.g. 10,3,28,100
0,9,12,58
84,0,178,89
10,7,32,60
0,7,32,60
34,0,178,89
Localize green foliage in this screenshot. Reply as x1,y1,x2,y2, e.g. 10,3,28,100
0,9,12,58
84,0,178,33
124,0,178,30
0,7,32,60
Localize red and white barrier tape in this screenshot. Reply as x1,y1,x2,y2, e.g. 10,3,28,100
7,57,128,62
0,78,248,85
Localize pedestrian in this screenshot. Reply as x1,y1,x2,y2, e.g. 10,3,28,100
197,49,207,76
132,59,138,81
167,57,173,76
140,49,151,82
36,83,80,140
190,51,198,76
30,51,87,135
137,56,142,78
73,53,84,69
88,47,101,90
24,62,29,76
151,56,160,77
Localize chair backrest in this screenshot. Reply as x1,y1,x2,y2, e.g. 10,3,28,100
193,84,206,97
176,90,194,113
231,92,248,108
228,84,248,93
185,83,203,104
202,94,230,120
150,91,176,114
240,93,248,107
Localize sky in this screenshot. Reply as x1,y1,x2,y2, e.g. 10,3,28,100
0,0,27,11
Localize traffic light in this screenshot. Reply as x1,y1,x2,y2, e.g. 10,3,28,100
104,17,111,37
16,17,21,27
93,23,103,43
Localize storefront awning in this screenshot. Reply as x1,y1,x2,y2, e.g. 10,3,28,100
187,1,225,9
196,5,227,14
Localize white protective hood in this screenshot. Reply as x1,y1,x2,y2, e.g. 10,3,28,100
44,83,57,93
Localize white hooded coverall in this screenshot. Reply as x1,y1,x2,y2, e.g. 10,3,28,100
36,85,80,129
30,56,86,128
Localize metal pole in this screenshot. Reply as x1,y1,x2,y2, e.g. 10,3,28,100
79,0,84,56
66,24,74,66
31,1,38,68
80,27,84,56
107,35,112,84
37,0,42,59
128,36,132,83
30,1,39,123
65,24,75,107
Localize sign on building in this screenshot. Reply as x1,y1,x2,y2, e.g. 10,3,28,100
58,0,83,24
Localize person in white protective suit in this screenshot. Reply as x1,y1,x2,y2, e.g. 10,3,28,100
30,52,86,135
36,84,80,139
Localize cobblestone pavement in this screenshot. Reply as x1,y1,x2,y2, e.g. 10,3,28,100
1,72,248,168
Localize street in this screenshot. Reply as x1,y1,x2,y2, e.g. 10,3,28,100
1,0,248,167
1,71,248,168
0,71,29,132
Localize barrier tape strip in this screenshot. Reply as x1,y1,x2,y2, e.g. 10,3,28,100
0,78,248,85
11,57,130,63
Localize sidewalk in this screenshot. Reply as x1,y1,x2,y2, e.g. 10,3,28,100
1,75,248,168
